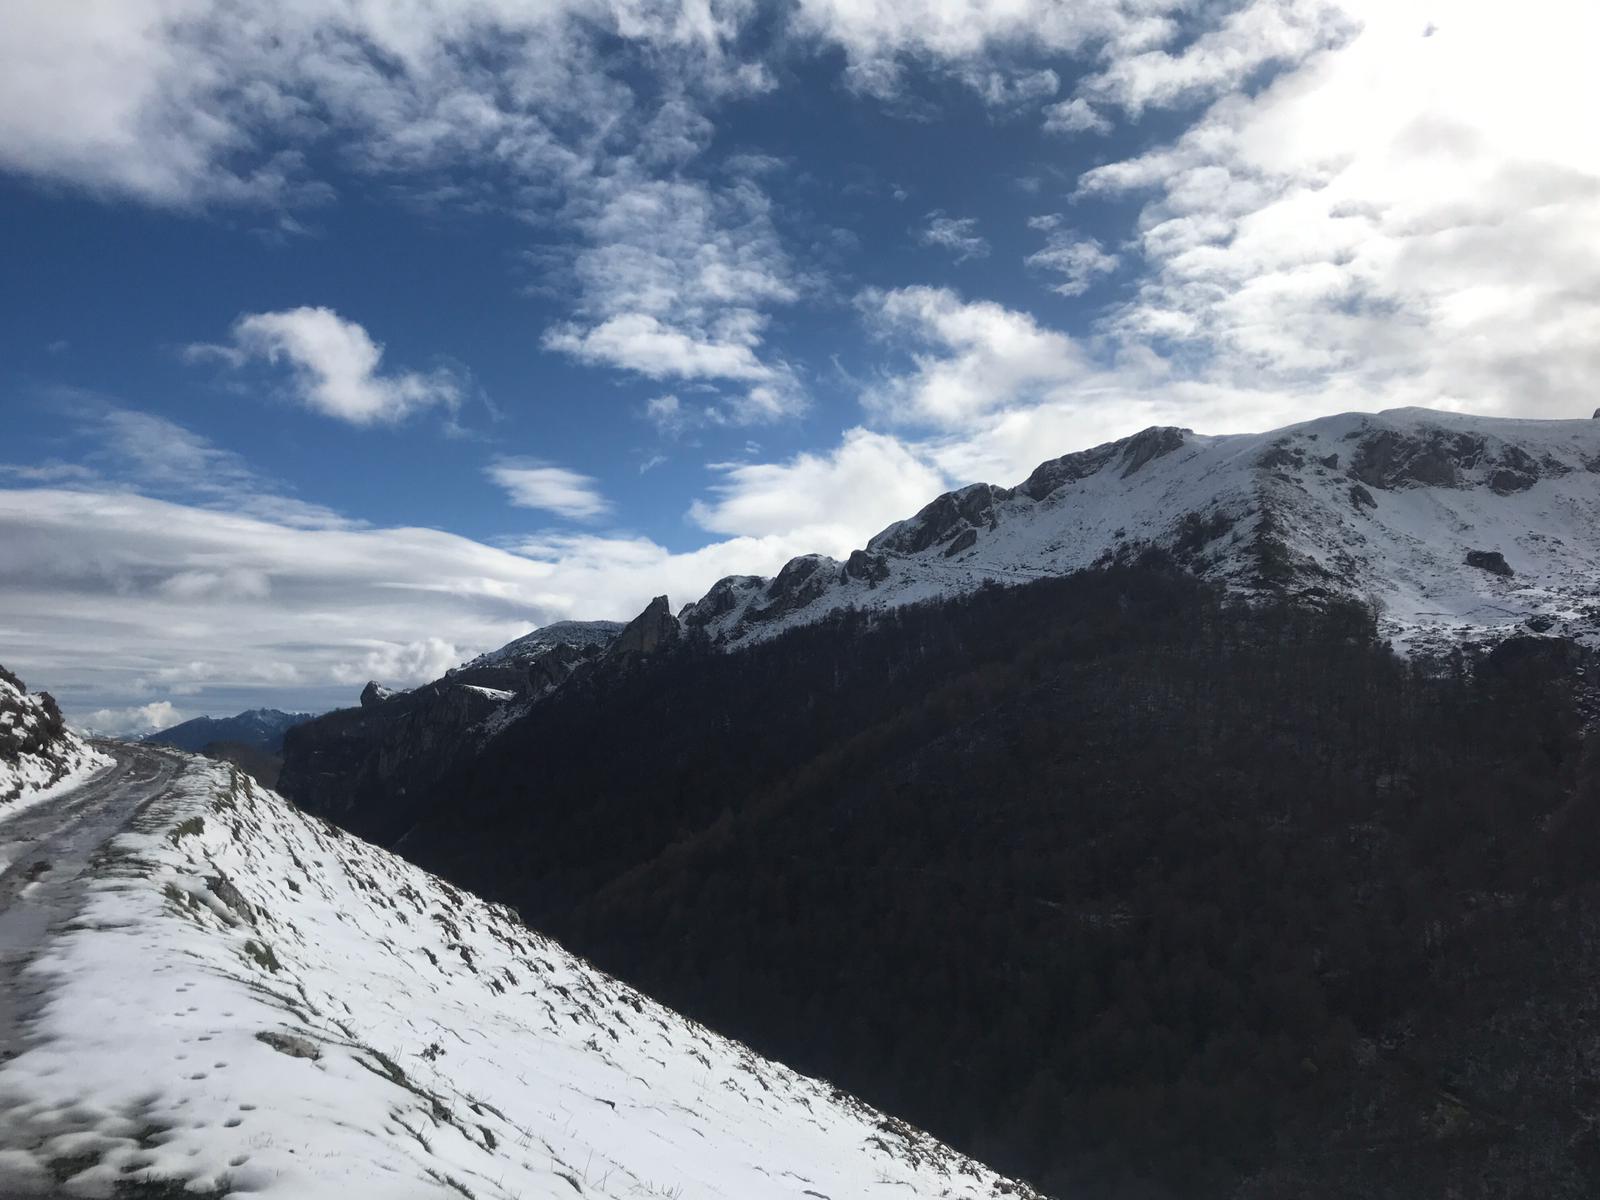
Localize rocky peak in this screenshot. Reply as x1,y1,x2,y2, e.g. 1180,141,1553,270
1016,425,1190,501
868,484,1003,557
609,595,681,660
360,681,394,708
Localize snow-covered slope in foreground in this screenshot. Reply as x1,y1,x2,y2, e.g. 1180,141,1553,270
681,408,1600,654
0,757,1038,1200
0,668,108,817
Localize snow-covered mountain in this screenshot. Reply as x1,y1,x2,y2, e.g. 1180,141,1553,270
144,707,313,754
0,754,1039,1200
680,408,1600,654
0,666,108,815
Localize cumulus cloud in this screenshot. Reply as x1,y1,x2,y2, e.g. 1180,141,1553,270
485,460,613,521
689,429,948,554
918,214,990,263
80,700,183,737
860,286,1089,429
1078,0,1600,419
199,307,462,426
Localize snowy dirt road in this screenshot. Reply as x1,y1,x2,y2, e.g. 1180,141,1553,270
0,745,177,1066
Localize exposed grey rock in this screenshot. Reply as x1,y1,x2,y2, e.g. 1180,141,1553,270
843,550,890,585
869,485,1001,556
744,556,838,625
679,576,764,629
1465,549,1514,577
609,595,681,659
360,681,393,708
1118,426,1189,478
943,528,977,558
256,1030,321,1060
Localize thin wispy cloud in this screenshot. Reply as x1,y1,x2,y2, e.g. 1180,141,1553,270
486,459,613,521
918,214,990,263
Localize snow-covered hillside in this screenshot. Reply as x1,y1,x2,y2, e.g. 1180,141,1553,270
0,756,1039,1200
681,408,1600,654
0,667,108,816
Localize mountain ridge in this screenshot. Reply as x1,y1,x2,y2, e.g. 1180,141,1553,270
677,407,1600,654
144,707,314,754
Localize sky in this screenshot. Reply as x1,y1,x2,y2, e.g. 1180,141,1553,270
2,0,1598,731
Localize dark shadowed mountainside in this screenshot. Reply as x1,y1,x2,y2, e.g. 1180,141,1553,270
282,563,1600,1199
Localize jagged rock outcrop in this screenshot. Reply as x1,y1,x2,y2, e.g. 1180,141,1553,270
607,595,681,660
359,681,392,708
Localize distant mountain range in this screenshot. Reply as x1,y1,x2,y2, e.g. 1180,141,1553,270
144,707,313,754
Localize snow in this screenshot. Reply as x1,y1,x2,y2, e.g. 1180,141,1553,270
685,408,1600,655
460,685,514,702
454,620,625,673
0,756,1039,1200
0,675,111,818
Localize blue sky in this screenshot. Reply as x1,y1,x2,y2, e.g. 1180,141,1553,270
2,0,1597,729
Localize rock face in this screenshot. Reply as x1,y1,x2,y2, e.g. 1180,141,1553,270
359,682,392,708
1465,549,1515,577
607,595,680,660
677,408,1600,655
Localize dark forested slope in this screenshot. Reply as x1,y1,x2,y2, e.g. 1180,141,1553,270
297,563,1600,1198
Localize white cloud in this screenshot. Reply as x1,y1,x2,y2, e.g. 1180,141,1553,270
956,66,1059,109
203,307,461,426
791,0,1177,97
1076,0,1354,116
1042,97,1110,135
329,639,464,688
81,700,183,737
688,429,948,554
645,394,690,437
1026,233,1120,296
0,1,752,209
860,286,1090,429
545,314,771,382
918,214,990,263
0,483,894,721
546,174,806,420
1078,0,1600,419
486,460,612,521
